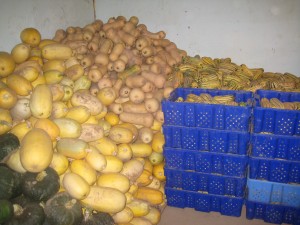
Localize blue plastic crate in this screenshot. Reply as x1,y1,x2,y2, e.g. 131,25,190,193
163,125,250,155
253,90,300,136
165,188,244,217
249,157,300,184
164,147,248,177
246,200,300,225
251,133,300,161
162,88,253,132
247,177,300,207
165,168,247,197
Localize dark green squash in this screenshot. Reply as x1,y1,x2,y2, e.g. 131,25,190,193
80,209,115,225
22,167,60,202
0,133,20,161
0,199,14,224
44,191,83,225
4,202,45,225
0,164,23,199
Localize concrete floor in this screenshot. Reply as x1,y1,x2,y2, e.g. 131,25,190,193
158,206,289,225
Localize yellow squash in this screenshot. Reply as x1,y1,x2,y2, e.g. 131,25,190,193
19,128,53,172
30,84,52,118
70,160,96,186
80,186,126,214
0,109,12,135
134,187,164,205
56,138,88,159
53,118,81,138
62,172,90,200
41,43,73,60
50,152,69,175
85,147,107,172
96,172,130,193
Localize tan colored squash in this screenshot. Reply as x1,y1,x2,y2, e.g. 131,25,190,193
80,186,126,214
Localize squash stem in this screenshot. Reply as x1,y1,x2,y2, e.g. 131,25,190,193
13,204,23,216
36,170,47,181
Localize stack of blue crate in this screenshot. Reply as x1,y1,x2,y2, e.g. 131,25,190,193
162,88,253,217
246,90,300,225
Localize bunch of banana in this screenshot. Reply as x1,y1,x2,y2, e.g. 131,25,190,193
172,55,300,93
177,93,242,106
260,97,300,110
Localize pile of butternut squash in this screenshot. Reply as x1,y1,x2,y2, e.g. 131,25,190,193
0,16,187,225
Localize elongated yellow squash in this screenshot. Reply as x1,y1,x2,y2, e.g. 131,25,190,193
56,138,88,159
62,172,90,200
97,172,130,193
134,187,164,205
41,43,73,60
19,128,53,172
30,84,52,118
70,159,97,185
80,186,126,214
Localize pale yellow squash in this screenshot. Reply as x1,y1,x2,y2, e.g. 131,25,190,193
34,118,60,141
53,118,81,138
134,187,164,205
89,137,118,156
65,106,91,124
5,149,27,173
50,152,69,175
6,74,32,96
41,43,73,60
30,84,52,118
96,172,130,193
10,121,32,141
120,159,144,182
62,172,90,200
130,142,152,158
80,186,126,214
109,126,134,144
85,146,107,172
70,159,97,185
126,199,150,217
112,207,134,224
56,138,88,159
19,128,53,172
0,109,12,135
101,155,123,173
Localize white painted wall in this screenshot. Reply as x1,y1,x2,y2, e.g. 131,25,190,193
95,0,300,76
0,0,299,76
0,0,94,52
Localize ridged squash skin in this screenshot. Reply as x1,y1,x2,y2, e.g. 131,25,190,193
30,84,53,118
20,128,53,172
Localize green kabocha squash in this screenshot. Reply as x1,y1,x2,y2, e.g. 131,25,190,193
0,199,14,224
0,164,23,199
22,167,60,202
44,191,83,225
81,209,115,225
0,133,20,161
4,202,45,225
